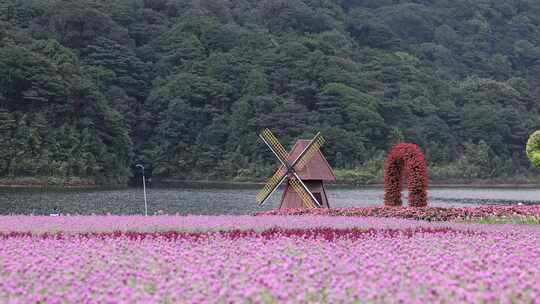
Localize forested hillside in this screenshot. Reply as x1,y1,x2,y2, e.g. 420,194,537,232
1,0,540,184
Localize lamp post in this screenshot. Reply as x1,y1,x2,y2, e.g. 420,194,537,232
136,164,148,216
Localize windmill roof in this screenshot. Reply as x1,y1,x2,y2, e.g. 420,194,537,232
286,140,336,181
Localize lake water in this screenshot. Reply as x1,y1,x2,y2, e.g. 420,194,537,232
0,183,539,215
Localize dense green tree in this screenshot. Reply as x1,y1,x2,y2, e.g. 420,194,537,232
2,0,540,184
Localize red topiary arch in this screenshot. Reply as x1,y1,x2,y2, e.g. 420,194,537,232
384,143,428,207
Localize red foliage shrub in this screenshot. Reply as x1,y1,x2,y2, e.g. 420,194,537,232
384,143,428,207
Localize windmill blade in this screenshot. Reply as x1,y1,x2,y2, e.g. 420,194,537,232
289,177,317,209
289,176,320,209
292,172,322,207
291,133,325,170
260,129,289,165
256,166,288,205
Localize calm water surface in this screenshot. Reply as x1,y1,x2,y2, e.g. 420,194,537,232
1,183,539,215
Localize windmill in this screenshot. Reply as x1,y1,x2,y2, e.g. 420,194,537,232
256,129,336,210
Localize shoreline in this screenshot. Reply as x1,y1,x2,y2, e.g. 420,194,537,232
156,178,540,189
2,177,540,189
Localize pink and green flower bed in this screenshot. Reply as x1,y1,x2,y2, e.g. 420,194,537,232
257,205,540,221
1,215,540,303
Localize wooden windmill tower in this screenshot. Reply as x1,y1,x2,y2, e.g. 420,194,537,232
256,129,336,210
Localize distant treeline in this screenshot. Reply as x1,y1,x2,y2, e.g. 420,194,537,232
1,0,540,185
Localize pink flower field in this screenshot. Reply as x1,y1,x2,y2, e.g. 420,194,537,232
1,216,539,303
